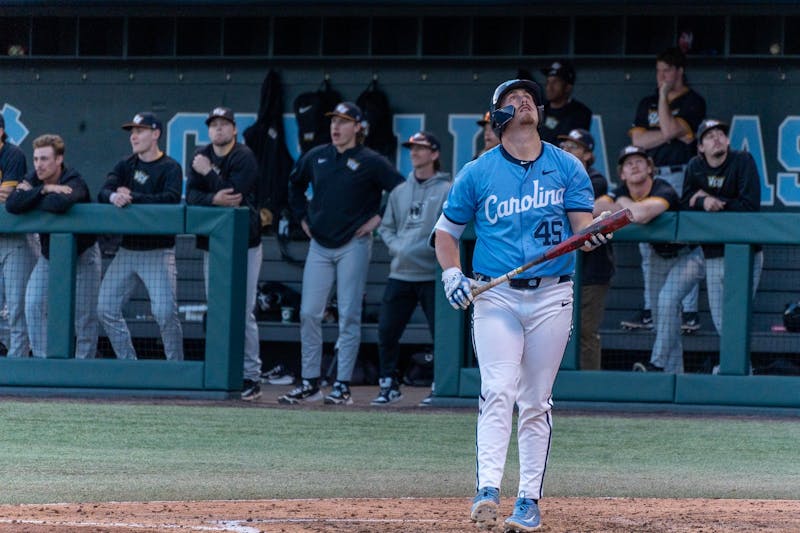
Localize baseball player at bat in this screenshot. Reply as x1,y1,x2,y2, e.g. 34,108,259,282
432,79,612,532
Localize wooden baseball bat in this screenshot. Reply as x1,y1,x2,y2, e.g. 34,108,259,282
470,208,634,297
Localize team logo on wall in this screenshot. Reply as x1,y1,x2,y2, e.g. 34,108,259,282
0,104,29,146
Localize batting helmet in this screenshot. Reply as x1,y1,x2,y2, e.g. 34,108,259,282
490,79,544,137
784,301,800,332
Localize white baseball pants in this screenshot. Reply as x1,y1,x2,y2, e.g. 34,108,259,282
472,277,573,499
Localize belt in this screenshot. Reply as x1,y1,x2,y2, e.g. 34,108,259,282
475,273,571,290
656,164,686,175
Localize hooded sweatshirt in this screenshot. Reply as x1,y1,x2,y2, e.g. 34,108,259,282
378,171,452,281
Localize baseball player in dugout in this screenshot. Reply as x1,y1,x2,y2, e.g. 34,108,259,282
475,111,500,157
0,114,38,357
281,102,403,406
433,79,612,532
371,131,451,406
596,145,703,374
625,47,706,333
538,60,593,145
186,107,264,401
6,134,101,359
278,102,403,405
97,112,184,362
682,119,763,361
558,129,615,371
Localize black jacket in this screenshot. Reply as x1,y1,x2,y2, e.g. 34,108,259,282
243,69,295,229
289,143,403,249
186,143,261,250
681,150,761,258
6,166,97,259
97,152,182,250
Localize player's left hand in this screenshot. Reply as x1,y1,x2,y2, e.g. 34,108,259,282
581,210,614,252
441,267,476,310
355,214,381,237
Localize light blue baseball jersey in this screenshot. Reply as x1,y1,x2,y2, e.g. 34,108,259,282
443,142,594,278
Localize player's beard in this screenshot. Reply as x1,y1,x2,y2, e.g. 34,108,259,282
517,112,536,127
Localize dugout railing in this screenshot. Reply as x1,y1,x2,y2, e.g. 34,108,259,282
434,212,800,409
0,205,248,398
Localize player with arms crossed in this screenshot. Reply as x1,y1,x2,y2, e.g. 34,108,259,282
433,79,611,532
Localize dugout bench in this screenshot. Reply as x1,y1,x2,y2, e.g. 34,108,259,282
434,212,800,409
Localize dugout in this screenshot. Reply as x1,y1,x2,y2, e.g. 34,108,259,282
0,1,799,406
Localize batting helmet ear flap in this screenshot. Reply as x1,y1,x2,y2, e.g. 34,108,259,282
491,105,516,136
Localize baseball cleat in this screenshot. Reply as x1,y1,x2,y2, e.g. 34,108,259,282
241,379,262,401
471,487,500,529
503,497,541,531
620,309,654,330
371,378,402,405
324,381,353,405
278,379,322,405
681,312,700,334
632,361,664,372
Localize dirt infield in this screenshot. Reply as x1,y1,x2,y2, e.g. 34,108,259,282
0,497,799,532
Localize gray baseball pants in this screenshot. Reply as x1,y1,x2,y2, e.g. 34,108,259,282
299,235,372,383
705,251,763,335
98,247,184,361
24,243,101,359
649,246,705,373
0,235,38,356
203,244,263,382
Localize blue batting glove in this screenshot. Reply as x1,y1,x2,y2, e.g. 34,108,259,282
442,267,476,310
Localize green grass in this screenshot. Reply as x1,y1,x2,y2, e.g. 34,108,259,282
1,400,798,504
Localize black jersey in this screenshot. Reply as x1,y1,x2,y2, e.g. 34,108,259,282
682,150,761,258
631,87,706,167
611,177,686,258
288,143,403,249
0,142,26,184
582,167,615,285
98,153,182,250
540,99,593,145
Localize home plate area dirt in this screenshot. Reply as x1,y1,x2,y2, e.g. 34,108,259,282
0,497,798,532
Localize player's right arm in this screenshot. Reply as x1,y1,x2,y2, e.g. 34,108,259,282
98,159,126,204
615,195,669,224
377,189,400,256
186,148,215,206
288,150,312,229
433,166,478,310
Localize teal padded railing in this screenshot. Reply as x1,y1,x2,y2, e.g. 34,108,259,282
435,212,800,408
0,204,248,398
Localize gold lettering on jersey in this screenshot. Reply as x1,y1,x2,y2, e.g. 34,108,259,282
707,175,725,189
484,180,565,224
133,170,149,185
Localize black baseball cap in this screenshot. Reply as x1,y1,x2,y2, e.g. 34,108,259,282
205,107,236,126
325,102,363,123
696,119,729,142
541,60,576,85
558,128,594,151
121,112,162,131
402,131,441,152
617,145,650,165
476,111,492,126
